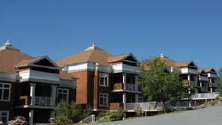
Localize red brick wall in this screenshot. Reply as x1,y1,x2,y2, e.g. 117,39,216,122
70,71,89,104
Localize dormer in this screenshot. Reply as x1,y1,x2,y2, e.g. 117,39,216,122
15,56,61,83
108,53,140,74
204,68,217,78
198,68,208,81
176,61,198,75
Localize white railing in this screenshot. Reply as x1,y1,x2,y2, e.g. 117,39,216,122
35,96,53,106
78,115,95,124
168,101,197,110
191,93,219,100
126,102,163,111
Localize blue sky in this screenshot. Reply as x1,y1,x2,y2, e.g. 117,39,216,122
0,0,221,70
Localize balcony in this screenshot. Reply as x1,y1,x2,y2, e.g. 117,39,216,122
19,70,60,83
190,80,198,86
209,83,217,87
181,68,198,75
182,80,198,87
113,83,141,93
18,96,54,108
191,93,219,100
126,102,163,111
112,64,140,74
199,76,208,81
208,73,217,78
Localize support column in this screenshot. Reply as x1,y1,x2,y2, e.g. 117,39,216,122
123,93,126,110
30,83,36,106
29,110,34,125
210,78,213,93
135,94,139,103
123,74,126,90
200,81,202,89
51,85,57,106
135,76,138,91
187,74,191,85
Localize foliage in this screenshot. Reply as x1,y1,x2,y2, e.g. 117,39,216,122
134,107,143,117
139,56,192,111
97,109,124,122
217,68,222,96
54,101,92,124
8,116,27,125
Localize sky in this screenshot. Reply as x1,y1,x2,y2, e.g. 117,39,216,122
0,0,222,70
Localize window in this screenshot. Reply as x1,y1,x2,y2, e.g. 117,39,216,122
57,88,69,102
99,93,108,107
99,73,109,87
0,83,11,101
0,111,9,124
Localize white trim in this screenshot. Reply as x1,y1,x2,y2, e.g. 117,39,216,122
99,93,108,107
57,88,69,103
0,83,11,102
0,111,9,124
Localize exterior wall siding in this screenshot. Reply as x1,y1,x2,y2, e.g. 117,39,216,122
70,71,88,104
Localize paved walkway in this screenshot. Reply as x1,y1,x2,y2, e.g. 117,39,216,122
95,105,222,125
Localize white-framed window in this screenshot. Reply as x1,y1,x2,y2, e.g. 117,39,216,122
99,73,109,87
0,111,9,124
0,83,11,101
99,93,108,107
57,88,69,103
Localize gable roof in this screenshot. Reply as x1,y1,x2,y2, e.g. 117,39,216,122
56,43,113,66
0,41,32,73
159,54,177,68
204,68,216,73
107,53,139,63
15,56,60,69
175,61,198,68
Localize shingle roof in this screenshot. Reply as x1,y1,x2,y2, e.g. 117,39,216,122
175,61,193,67
60,71,76,80
204,68,215,73
15,56,44,67
0,42,32,73
159,55,177,68
107,53,131,62
56,43,113,66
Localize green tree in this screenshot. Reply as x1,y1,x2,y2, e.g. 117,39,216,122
54,101,92,124
217,68,222,96
139,56,191,111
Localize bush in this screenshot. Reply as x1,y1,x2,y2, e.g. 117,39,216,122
54,115,73,125
8,116,27,125
97,109,124,122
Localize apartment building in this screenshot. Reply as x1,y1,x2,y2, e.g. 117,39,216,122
0,41,76,124
56,43,142,114
159,54,218,100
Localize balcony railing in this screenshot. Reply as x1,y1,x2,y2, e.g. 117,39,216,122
113,83,141,93
126,102,163,111
18,96,54,107
35,96,53,106
190,80,198,86
191,93,219,100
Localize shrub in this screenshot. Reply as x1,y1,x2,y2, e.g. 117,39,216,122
8,116,27,125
